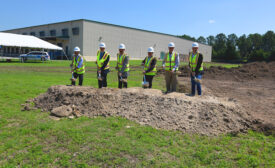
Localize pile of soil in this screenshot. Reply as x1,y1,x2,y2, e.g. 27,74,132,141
204,62,275,81
157,62,275,82
29,85,255,136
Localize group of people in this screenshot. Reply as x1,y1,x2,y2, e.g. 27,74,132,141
70,42,203,96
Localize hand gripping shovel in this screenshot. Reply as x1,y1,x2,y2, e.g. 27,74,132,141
142,75,149,88
120,75,127,83
70,65,76,82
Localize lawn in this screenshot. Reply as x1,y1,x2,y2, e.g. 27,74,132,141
0,60,274,167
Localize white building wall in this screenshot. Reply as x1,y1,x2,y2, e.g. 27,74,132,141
4,21,84,57
83,20,212,61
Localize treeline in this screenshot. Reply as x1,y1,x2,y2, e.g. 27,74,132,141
178,30,275,62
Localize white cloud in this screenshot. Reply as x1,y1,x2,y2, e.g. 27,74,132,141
208,20,216,24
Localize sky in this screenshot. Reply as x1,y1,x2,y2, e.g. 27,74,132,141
1,0,274,38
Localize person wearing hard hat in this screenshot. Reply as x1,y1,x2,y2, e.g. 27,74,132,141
71,46,86,86
162,42,180,93
96,42,110,88
189,42,203,96
141,47,157,88
116,43,130,88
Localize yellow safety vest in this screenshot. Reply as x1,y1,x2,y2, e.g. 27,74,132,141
73,55,85,74
144,56,157,76
164,52,178,71
117,53,130,72
189,52,203,72
96,50,110,70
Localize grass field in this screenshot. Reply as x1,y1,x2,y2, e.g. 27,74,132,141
0,60,274,167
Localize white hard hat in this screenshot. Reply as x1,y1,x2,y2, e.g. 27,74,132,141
119,43,126,49
192,42,199,48
168,42,175,48
74,47,80,52
99,42,106,48
148,47,154,53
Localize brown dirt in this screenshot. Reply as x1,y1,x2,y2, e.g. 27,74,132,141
25,61,275,136
31,85,255,136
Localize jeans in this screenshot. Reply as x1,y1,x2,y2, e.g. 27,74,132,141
72,72,83,86
191,73,202,95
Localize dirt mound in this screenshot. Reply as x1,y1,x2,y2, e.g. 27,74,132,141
159,61,275,81
204,62,275,81
30,85,256,136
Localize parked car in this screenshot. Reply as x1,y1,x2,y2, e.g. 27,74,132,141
19,51,50,62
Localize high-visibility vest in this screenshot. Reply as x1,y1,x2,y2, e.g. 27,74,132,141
96,50,110,70
164,52,178,71
144,56,157,76
189,52,203,72
117,53,130,72
73,55,85,74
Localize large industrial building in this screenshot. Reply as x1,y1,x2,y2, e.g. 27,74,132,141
3,19,212,61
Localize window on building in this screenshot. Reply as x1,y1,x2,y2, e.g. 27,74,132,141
39,31,45,37
50,30,56,36
62,28,69,37
72,27,79,35
30,32,36,36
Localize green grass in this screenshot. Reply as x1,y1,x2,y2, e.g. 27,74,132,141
0,60,274,167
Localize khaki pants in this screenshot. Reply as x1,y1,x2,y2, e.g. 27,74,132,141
165,71,178,92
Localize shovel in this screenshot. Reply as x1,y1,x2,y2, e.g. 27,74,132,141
98,72,103,81
194,77,202,84
70,65,76,82
142,75,149,88
70,72,76,82
120,76,127,83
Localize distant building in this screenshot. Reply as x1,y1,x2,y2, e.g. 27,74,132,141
3,19,212,61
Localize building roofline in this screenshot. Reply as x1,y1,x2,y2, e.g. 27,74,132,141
2,19,211,47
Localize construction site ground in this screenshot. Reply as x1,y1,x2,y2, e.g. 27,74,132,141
0,60,274,167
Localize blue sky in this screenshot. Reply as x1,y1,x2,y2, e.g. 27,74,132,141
1,0,274,38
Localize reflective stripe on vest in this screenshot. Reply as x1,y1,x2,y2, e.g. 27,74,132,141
164,52,178,71
144,56,157,76
189,52,203,72
97,50,110,70
73,55,86,74
117,53,130,72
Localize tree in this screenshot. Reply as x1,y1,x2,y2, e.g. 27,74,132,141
197,36,206,44
213,33,227,60
248,33,262,50
178,34,196,41
237,34,251,61
225,34,240,60
262,31,275,52
206,35,215,46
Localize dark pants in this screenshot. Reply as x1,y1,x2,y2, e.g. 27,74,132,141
118,71,128,89
191,73,202,95
143,75,154,88
98,70,109,88
118,76,128,88
72,72,83,86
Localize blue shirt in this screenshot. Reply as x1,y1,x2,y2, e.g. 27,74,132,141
75,55,83,68
100,52,105,59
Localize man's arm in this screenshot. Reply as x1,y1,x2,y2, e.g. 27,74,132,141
195,54,203,74
77,57,83,69
141,58,146,65
145,58,157,73
120,55,129,72
101,55,110,70
162,54,166,67
173,53,180,71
